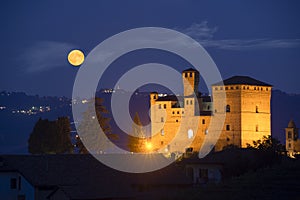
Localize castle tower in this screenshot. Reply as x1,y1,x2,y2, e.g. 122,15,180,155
212,76,272,150
182,68,199,117
285,120,300,156
182,68,199,97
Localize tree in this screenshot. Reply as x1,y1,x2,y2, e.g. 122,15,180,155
127,112,147,152
28,117,73,154
76,97,118,154
247,135,285,153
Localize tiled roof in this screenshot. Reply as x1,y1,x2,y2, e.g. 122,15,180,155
213,76,272,86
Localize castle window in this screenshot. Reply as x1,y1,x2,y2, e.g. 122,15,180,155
288,143,291,148
247,86,249,90
220,87,223,90
230,86,234,90
225,87,228,90
10,178,17,189
163,104,166,109
243,86,245,90
207,105,210,110
158,104,161,109
161,141,164,145
236,86,239,89
176,119,178,122
177,111,179,114
153,95,156,99
266,88,268,91
254,87,256,90
205,129,208,135
226,125,230,131
226,105,230,112
288,131,292,139
215,109,217,113
185,73,188,77
256,125,259,132
182,111,184,114
161,117,164,122
261,87,263,91
226,137,230,141
215,87,218,91
186,100,189,105
190,100,193,105
202,119,205,124
161,129,164,136
188,129,194,139
190,72,192,77
172,111,175,114
256,106,259,113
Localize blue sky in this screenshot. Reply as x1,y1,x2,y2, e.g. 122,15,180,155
1,0,300,97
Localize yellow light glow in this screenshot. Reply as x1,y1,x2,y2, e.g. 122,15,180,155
68,49,85,66
146,142,152,150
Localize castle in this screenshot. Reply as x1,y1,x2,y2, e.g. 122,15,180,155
149,68,272,153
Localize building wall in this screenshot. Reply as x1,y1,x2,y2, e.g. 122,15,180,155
0,171,34,200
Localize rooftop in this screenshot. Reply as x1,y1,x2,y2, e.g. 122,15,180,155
213,76,272,86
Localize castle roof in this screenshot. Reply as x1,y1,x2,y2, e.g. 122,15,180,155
288,120,296,128
156,95,183,102
212,76,272,86
182,68,199,73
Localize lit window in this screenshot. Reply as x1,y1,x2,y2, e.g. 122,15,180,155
205,129,208,135
226,125,230,131
226,105,230,112
188,129,194,139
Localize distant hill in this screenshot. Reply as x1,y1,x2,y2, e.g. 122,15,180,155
0,89,299,153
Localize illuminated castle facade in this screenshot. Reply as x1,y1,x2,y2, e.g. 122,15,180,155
149,68,272,153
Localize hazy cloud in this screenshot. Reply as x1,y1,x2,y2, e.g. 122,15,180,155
21,41,76,73
179,22,300,50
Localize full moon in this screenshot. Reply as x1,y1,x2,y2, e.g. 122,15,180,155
68,49,85,66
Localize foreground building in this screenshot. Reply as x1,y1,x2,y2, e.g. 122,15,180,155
150,68,272,153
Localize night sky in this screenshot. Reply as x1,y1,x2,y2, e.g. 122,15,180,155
1,1,300,97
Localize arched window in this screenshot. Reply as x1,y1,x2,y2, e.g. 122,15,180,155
226,105,230,112
188,129,194,139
